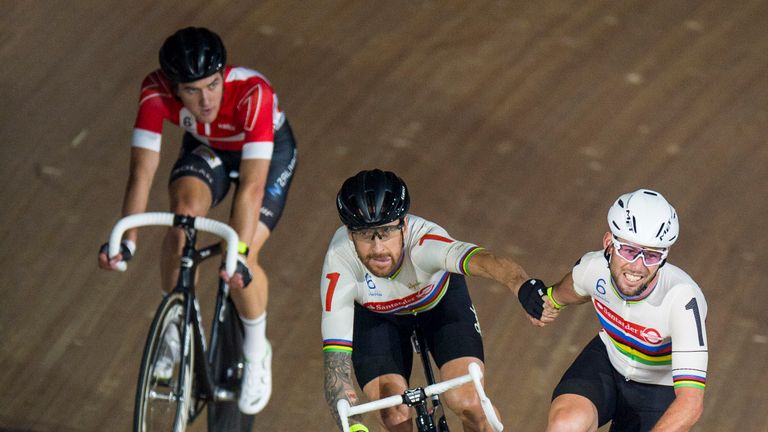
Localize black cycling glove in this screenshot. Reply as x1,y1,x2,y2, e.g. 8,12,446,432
518,278,548,319
222,255,253,288
99,240,135,262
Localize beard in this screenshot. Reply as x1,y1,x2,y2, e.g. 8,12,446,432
617,279,650,297
610,265,660,298
362,252,397,277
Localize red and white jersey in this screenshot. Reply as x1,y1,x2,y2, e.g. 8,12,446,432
572,251,708,389
131,65,286,159
320,215,483,354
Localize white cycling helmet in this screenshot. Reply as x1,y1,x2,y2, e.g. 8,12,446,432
607,189,679,248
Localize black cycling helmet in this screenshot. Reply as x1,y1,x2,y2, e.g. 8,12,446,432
158,27,226,83
336,169,410,229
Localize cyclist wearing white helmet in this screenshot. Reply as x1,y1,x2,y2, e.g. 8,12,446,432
517,189,708,431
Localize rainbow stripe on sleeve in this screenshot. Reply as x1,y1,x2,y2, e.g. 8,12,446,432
323,339,353,353
673,374,706,389
460,247,484,276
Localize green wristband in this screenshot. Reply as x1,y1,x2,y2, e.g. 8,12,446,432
547,286,566,310
237,241,249,256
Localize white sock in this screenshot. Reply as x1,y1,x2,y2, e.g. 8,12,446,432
240,312,267,362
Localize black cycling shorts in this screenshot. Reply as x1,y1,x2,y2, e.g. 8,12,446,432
552,335,675,431
352,274,484,389
168,120,298,231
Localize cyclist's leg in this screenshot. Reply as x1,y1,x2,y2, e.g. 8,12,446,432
230,120,297,318
353,303,415,431
608,373,675,432
422,275,489,431
546,336,616,432
161,176,212,291
362,374,412,432
547,395,599,432
162,135,230,292
232,222,273,414
230,119,297,321
229,221,270,318
231,126,296,414
439,357,494,431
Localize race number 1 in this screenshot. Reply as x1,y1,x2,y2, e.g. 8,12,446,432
685,297,705,346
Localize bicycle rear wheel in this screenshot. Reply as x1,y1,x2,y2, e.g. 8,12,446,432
207,297,255,432
134,293,195,432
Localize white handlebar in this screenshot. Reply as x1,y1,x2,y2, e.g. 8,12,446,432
468,362,504,431
108,212,239,277
337,362,503,431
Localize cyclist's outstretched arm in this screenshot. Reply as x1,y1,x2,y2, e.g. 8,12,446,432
98,147,159,270
122,147,160,235
548,271,590,306
465,249,528,294
462,249,555,324
324,351,364,430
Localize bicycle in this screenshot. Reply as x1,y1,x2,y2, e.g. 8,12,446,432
336,322,504,432
107,212,255,432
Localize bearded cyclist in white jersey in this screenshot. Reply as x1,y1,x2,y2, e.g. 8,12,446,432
517,189,708,432
321,169,557,432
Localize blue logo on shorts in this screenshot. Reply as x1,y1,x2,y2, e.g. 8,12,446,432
267,183,283,198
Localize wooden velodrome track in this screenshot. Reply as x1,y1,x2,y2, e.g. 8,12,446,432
1,1,767,431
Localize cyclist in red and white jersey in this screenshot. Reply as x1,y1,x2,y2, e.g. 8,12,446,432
321,169,556,431
518,189,708,431
97,27,298,415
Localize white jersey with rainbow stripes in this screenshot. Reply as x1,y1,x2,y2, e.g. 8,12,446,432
572,251,708,389
320,215,482,354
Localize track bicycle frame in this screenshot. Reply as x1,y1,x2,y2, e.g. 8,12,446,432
110,212,251,430
411,321,448,430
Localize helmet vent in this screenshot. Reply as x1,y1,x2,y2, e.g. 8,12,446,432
607,188,679,248
336,169,410,229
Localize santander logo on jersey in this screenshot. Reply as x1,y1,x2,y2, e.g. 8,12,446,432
594,300,664,344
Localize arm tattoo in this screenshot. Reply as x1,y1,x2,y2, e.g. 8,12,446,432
324,351,362,429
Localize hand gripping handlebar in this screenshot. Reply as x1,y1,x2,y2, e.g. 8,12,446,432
108,212,239,277
337,362,503,431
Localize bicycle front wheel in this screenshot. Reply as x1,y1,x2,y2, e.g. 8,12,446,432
134,292,195,432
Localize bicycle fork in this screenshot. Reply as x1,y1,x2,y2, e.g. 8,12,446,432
412,324,449,431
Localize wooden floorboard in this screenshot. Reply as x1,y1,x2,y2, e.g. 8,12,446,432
1,1,766,430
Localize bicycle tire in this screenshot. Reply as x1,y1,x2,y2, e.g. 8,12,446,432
134,292,194,432
207,297,255,432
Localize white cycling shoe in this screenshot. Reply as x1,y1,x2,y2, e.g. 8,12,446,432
153,325,180,382
238,340,272,414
